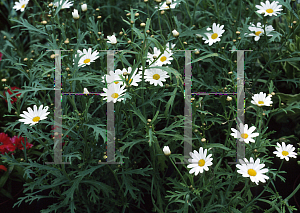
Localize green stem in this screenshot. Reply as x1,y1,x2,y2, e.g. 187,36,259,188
191,0,200,26
169,157,187,186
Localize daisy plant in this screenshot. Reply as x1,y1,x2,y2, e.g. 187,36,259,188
187,147,213,175
147,46,173,66
100,83,127,103
251,92,273,106
52,0,73,9
273,142,297,161
18,105,50,126
245,22,275,41
202,23,225,46
13,0,29,12
74,48,99,67
236,157,269,185
157,0,178,10
143,67,170,87
231,123,259,144
255,0,283,17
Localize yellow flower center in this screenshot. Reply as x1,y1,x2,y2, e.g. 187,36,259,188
255,31,262,36
211,33,218,39
165,6,170,9
153,74,160,80
83,59,91,64
160,56,167,62
266,8,274,14
282,151,289,156
21,4,26,8
114,81,119,84
111,93,119,99
32,116,40,122
258,101,264,104
198,159,205,167
248,169,257,176
129,79,132,84
241,133,248,139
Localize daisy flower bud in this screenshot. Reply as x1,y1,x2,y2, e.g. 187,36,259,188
172,29,180,37
201,138,206,142
72,9,80,19
140,23,146,27
147,119,152,123
166,0,171,5
83,88,89,95
41,21,47,25
135,13,139,17
227,96,232,101
126,13,130,16
97,16,102,19
163,146,171,156
81,4,87,12
271,92,275,96
161,10,165,15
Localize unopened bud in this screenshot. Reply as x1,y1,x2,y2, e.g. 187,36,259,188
41,21,47,25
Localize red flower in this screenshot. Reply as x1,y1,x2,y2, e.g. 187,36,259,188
0,132,16,154
3,86,22,104
0,165,7,172
11,136,33,150
0,52,3,61
0,132,11,144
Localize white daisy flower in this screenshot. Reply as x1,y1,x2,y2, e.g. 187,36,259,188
144,67,170,87
245,22,274,41
230,123,259,144
100,83,127,103
74,48,99,67
273,142,297,161
53,0,73,9
13,0,29,12
236,157,269,185
156,0,177,10
124,67,143,86
255,0,283,17
107,34,117,45
147,47,173,66
101,69,124,86
18,105,50,126
163,146,171,156
251,92,273,106
202,23,225,46
187,147,213,175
